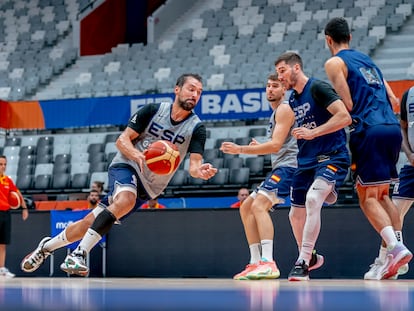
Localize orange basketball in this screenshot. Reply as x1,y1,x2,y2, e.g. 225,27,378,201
144,140,180,175
9,191,21,209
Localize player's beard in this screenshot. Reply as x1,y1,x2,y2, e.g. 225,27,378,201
89,199,98,205
287,70,298,89
178,98,195,111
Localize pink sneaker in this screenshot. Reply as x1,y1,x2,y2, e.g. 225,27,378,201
233,263,259,280
246,260,280,280
382,243,412,280
309,250,324,271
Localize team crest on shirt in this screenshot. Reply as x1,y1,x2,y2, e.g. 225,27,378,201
359,67,381,85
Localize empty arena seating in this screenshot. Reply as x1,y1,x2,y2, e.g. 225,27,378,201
0,0,412,101
0,0,408,208
0,127,122,195
1,123,273,198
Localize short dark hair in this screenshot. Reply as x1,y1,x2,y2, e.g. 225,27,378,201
176,73,203,87
324,17,351,44
274,51,303,70
92,181,104,191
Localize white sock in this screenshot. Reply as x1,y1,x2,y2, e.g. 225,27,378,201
44,230,71,252
77,228,102,254
380,226,398,249
249,243,261,264
261,240,273,261
395,230,403,243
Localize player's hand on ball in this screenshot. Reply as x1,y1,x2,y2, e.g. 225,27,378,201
134,151,146,172
198,163,217,180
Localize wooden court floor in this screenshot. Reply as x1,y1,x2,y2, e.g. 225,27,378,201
0,277,413,310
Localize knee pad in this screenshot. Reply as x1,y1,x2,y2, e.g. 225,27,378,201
91,208,117,236
307,179,335,205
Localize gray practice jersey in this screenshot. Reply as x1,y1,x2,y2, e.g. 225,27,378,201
267,103,298,169
111,102,202,198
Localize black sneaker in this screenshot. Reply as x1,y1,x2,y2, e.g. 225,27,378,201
309,250,324,271
288,259,309,281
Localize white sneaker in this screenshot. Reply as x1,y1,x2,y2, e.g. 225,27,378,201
364,257,387,280
21,237,52,272
0,267,15,278
60,248,89,276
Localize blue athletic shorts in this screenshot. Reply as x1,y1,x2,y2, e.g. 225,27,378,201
392,165,414,200
290,152,350,207
253,166,296,206
99,164,150,216
256,166,295,196
350,124,401,185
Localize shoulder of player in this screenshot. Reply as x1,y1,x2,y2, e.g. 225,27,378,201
275,102,294,115
310,80,336,95
325,55,344,66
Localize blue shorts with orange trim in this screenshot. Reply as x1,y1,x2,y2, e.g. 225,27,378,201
350,124,401,185
255,166,296,198
291,152,350,207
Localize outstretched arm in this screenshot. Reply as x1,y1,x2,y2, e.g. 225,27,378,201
188,153,218,180
220,104,295,155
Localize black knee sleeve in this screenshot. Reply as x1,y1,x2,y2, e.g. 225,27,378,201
91,209,117,236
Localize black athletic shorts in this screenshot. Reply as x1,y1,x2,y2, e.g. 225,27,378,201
0,211,11,244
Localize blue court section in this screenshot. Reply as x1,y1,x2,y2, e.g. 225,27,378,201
0,278,413,311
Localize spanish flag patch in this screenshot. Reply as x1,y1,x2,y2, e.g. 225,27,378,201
271,174,281,182
327,164,338,172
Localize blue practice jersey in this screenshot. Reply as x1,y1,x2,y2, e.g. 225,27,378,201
289,78,348,167
336,49,399,133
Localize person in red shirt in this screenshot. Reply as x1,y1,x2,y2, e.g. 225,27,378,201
230,188,250,208
141,197,166,209
0,155,28,278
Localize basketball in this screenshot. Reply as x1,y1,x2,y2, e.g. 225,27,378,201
144,140,180,175
9,191,21,209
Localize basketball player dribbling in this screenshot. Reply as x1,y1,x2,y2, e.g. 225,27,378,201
21,73,217,276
